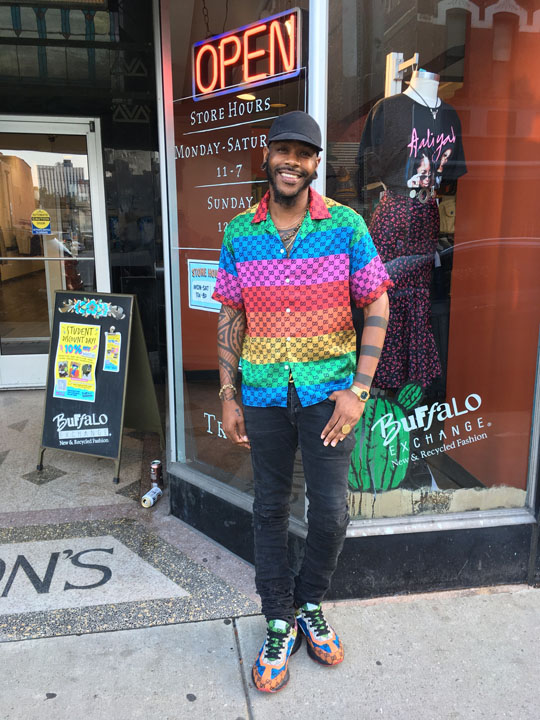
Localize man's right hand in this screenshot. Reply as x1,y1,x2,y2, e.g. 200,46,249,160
221,399,250,449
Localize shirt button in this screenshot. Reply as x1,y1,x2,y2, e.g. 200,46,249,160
287,337,291,341
285,278,290,283
285,308,291,313
280,248,285,254
284,365,289,370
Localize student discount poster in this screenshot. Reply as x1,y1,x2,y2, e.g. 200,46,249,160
53,322,101,403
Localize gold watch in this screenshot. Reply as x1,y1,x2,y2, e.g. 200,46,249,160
349,385,370,402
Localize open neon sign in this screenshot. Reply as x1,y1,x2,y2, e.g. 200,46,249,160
192,8,301,101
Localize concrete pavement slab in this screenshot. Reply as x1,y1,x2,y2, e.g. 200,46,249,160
1,620,250,720
236,588,540,719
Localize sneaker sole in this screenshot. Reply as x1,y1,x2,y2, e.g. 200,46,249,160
252,667,290,693
305,639,344,666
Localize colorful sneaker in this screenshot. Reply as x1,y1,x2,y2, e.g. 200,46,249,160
295,603,344,666
252,619,302,693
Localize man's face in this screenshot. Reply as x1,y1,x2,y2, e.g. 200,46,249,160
263,140,320,206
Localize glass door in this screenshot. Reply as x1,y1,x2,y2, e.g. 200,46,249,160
0,116,108,388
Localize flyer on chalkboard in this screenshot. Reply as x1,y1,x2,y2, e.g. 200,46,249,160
103,330,122,372
53,322,100,402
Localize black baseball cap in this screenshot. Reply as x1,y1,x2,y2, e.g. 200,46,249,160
267,111,323,152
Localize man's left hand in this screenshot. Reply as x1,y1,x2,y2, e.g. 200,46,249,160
320,389,366,447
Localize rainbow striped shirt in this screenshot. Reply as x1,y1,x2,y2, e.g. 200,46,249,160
212,189,391,407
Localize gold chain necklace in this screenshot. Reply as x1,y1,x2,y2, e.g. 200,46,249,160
276,206,309,255
275,207,307,232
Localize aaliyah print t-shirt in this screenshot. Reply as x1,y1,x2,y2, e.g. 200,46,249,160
358,94,467,194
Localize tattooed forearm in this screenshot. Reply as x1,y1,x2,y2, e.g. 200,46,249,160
359,344,382,359
354,372,373,386
354,294,389,388
364,315,388,330
217,305,246,389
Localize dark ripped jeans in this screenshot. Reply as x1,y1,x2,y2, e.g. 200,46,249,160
244,384,354,626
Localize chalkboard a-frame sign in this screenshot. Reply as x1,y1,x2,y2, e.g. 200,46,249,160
38,291,163,483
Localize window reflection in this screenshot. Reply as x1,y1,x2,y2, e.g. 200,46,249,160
169,0,309,518
328,0,540,519
0,133,95,357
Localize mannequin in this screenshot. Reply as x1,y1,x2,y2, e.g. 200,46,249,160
403,69,441,112
357,68,466,390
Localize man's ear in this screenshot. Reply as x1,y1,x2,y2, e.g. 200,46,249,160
261,146,269,170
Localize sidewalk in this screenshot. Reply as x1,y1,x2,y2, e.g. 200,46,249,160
1,389,539,719
2,585,539,719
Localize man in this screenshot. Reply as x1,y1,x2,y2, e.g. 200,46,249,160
212,111,390,693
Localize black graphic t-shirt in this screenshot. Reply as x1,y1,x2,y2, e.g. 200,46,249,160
358,94,467,193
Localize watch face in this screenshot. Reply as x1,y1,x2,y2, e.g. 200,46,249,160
351,385,369,401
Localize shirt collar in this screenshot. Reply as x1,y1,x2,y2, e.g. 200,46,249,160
251,187,332,224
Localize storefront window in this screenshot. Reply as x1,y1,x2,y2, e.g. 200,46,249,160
328,0,540,519
169,1,309,516
0,1,165,379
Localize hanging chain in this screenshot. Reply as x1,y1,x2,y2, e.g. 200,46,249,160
222,0,229,32
202,0,211,38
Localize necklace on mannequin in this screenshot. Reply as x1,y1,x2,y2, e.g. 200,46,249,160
408,85,440,120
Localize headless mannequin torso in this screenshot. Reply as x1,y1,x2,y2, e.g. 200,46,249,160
357,67,466,389
403,69,441,112
366,69,444,389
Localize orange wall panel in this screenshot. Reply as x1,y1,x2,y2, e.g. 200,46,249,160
445,20,540,490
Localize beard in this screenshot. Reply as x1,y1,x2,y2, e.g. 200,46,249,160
265,163,318,208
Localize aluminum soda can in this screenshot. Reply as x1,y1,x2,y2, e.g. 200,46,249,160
141,485,163,508
150,459,162,486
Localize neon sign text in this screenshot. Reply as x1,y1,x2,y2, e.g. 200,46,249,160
192,9,301,101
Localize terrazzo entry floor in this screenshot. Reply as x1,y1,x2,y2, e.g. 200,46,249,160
0,519,257,642
0,390,258,642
